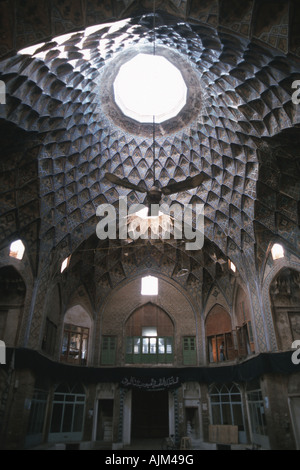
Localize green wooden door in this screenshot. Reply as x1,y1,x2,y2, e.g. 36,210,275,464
183,337,197,365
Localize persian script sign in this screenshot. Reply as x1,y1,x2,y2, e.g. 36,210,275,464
121,375,180,390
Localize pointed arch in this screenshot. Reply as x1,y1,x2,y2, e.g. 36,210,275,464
205,304,235,363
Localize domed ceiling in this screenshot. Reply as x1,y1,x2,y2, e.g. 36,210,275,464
0,1,299,305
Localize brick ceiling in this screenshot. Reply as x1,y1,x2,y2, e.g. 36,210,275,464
0,1,299,297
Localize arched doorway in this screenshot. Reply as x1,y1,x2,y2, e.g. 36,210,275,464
131,389,169,439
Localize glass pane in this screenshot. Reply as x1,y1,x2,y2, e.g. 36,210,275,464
221,394,230,402
65,395,75,402
61,332,69,356
76,396,85,402
142,337,149,354
211,404,221,424
149,337,156,354
210,394,220,403
50,403,63,433
62,404,73,432
81,337,88,361
231,393,241,402
69,334,80,359
134,338,140,354
221,403,232,425
166,338,172,354
126,337,133,354
232,404,244,429
158,338,165,354
73,404,84,432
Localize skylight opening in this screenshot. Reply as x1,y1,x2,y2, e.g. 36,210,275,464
271,243,284,260
9,240,25,260
113,53,187,123
141,275,158,295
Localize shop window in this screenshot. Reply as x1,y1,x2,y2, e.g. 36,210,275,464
25,389,48,448
101,336,117,365
183,337,197,365
209,383,246,443
61,324,89,365
246,387,269,448
49,383,85,443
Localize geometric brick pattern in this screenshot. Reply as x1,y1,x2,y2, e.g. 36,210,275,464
0,10,299,353
0,13,299,276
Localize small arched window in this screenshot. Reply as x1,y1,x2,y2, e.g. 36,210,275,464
9,239,25,260
271,243,284,260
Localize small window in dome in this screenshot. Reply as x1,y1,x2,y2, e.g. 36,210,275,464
9,240,25,260
141,276,158,295
271,243,284,260
229,260,236,273
61,256,71,273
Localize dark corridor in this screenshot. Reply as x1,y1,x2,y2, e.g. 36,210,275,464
131,389,169,438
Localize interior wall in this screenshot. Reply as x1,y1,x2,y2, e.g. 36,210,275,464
98,274,198,366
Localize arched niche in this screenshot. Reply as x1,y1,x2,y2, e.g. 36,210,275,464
269,268,300,350
99,275,197,366
125,303,174,337
0,265,26,346
124,303,174,365
205,304,235,363
60,305,92,366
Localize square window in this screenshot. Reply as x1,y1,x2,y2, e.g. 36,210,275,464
141,276,158,295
